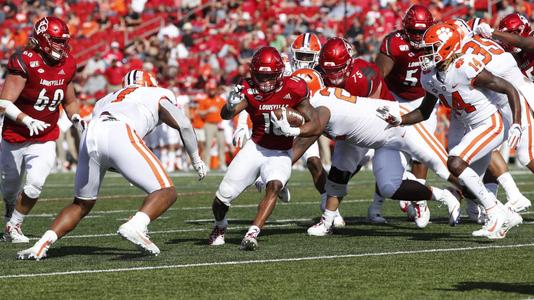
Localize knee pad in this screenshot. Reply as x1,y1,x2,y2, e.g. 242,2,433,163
377,180,402,199
23,184,42,199
215,181,239,206
325,179,348,198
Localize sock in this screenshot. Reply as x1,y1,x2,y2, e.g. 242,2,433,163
430,187,444,201
458,167,497,209
371,193,384,209
129,212,151,229
323,209,337,228
41,230,58,244
485,183,499,196
320,193,327,212
9,210,26,225
497,172,521,200
246,225,260,238
215,218,228,228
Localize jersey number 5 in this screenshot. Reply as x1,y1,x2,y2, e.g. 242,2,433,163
34,88,63,112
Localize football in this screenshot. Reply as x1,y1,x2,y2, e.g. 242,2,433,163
272,107,305,127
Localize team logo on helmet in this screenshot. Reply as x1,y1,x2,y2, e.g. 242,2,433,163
35,18,49,35
436,27,454,41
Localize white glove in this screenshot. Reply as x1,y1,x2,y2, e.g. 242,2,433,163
192,158,208,180
475,23,494,39
507,123,522,149
226,84,245,109
232,125,250,148
71,114,87,133
21,116,50,136
376,106,401,127
270,108,301,137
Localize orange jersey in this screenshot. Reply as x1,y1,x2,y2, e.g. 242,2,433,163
198,95,225,124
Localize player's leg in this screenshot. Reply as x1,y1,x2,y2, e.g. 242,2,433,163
6,141,56,243
240,148,292,250
210,140,263,246
1,141,26,242
303,141,326,196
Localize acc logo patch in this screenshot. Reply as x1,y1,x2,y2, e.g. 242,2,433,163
30,61,39,68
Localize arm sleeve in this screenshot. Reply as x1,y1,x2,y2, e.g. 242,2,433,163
160,98,201,161
236,110,249,128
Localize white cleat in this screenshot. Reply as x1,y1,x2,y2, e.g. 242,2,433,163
208,226,226,246
472,205,507,240
466,198,487,224
277,185,290,203
16,238,52,261
4,222,29,243
441,188,462,226
307,218,333,236
117,222,160,256
367,206,387,224
505,194,531,213
400,201,416,221
333,214,346,228
239,233,258,251
499,208,523,238
413,201,430,229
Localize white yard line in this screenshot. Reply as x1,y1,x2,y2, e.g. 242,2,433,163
2,243,533,279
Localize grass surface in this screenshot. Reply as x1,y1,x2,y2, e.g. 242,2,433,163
1,169,533,299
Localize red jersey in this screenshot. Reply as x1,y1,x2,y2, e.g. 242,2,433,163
242,76,308,150
517,50,534,82
379,30,426,101
3,49,77,143
343,58,394,101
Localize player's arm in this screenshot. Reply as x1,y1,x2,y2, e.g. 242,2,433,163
472,69,521,125
375,52,395,78
292,136,320,164
400,92,438,125
221,84,248,120
61,82,86,131
159,97,207,179
491,31,534,52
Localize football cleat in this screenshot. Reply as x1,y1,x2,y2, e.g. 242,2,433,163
16,240,52,261
499,208,523,238
208,226,226,246
277,185,291,203
239,230,259,251
505,194,531,213
413,201,430,228
4,222,29,243
472,205,507,239
400,201,416,221
117,222,160,256
466,198,487,224
367,206,387,224
441,188,462,226
307,218,333,236
333,214,346,228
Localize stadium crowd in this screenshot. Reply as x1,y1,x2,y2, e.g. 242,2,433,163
1,0,534,173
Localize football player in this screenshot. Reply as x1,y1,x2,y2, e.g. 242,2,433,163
17,70,208,260
394,23,523,239
208,47,317,250
1,17,85,243
375,4,434,223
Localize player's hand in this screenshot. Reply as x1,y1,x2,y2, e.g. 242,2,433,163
226,84,245,109
507,123,522,149
475,23,494,38
270,108,301,137
21,116,50,136
376,106,401,127
192,159,208,180
71,114,87,133
232,125,250,148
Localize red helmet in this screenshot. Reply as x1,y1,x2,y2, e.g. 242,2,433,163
498,13,532,53
250,47,285,93
403,5,434,48
32,16,70,62
318,37,353,87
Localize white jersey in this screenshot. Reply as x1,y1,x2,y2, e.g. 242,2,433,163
310,87,400,148
93,86,176,138
462,35,534,110
421,53,499,126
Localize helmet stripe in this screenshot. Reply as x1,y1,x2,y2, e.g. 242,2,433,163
304,33,310,49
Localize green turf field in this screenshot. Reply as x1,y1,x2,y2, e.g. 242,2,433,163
1,169,533,299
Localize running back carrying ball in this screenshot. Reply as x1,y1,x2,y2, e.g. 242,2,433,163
272,107,305,127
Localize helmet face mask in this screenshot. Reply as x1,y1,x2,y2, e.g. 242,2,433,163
322,63,350,86
292,51,318,70
419,42,442,71
291,33,321,71
250,47,285,93
252,72,282,93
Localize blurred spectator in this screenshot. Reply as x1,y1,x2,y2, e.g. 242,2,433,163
104,59,125,92
103,41,125,65
80,15,99,38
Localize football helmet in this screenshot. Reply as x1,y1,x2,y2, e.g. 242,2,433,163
122,70,159,88
420,24,462,71
498,13,532,53
291,68,325,96
32,17,70,62
318,37,353,87
444,18,473,45
291,33,321,70
403,5,434,48
250,47,285,93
